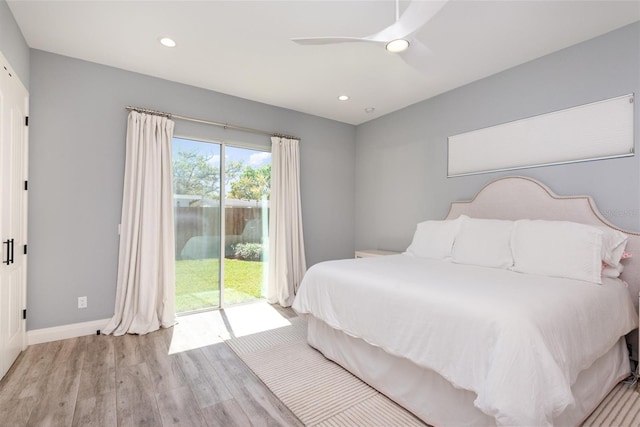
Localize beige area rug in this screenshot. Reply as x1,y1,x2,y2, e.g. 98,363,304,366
225,317,640,427
582,377,640,426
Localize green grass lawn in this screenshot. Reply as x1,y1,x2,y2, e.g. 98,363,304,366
175,258,265,313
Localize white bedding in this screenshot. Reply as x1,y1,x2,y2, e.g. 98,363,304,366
292,254,638,426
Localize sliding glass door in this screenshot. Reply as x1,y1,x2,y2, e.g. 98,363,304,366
173,138,222,313
173,137,270,314
223,146,271,306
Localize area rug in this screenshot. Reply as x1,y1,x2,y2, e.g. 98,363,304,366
224,317,640,427
582,375,640,426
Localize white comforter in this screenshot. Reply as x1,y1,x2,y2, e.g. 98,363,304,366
292,254,638,426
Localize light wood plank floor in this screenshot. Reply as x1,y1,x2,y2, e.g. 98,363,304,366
0,302,302,427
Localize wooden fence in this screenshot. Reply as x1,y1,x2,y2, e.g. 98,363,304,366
175,207,265,259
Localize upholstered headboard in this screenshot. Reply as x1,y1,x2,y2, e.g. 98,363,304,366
446,176,640,360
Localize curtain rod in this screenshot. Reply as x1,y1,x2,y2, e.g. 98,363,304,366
125,106,299,140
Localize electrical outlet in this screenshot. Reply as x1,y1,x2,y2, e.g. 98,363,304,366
78,296,87,309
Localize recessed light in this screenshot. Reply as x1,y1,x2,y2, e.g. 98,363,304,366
386,39,410,53
364,107,376,114
160,37,176,48
337,95,350,101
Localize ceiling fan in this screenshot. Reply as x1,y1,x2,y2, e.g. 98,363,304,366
291,0,449,70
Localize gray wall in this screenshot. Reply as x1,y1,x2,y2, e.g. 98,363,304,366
28,50,355,330
356,22,640,252
0,0,29,87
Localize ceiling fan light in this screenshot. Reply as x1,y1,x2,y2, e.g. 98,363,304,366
160,37,176,48
386,39,410,53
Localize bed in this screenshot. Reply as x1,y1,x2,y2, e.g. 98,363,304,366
292,176,640,426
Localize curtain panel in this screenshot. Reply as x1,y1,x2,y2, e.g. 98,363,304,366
267,137,307,307
104,111,176,336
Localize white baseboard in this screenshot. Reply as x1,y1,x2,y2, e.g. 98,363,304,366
27,318,111,346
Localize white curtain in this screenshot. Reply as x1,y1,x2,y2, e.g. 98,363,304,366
267,137,307,307
104,111,176,336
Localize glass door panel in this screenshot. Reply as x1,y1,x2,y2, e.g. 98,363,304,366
223,146,271,305
173,137,221,313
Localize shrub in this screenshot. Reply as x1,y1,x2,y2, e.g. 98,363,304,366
233,243,263,261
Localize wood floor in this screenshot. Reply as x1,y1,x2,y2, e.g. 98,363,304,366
0,303,303,427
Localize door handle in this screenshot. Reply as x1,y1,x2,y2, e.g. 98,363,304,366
9,238,14,264
2,239,10,265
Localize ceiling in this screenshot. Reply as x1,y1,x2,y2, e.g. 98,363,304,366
7,0,640,125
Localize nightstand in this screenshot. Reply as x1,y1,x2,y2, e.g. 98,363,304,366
355,249,400,258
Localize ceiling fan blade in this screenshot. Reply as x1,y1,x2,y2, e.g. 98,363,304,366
399,38,433,71
291,37,379,46
369,0,449,42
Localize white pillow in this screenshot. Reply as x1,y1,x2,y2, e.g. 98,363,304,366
602,262,624,279
406,215,468,260
453,218,514,269
596,226,628,268
511,220,603,284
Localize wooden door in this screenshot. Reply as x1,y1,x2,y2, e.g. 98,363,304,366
0,52,28,380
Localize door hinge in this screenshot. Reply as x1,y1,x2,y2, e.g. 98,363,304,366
25,116,28,127
22,309,26,320
24,180,28,190
23,244,27,255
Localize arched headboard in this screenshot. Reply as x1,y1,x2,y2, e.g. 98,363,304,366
446,176,640,359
